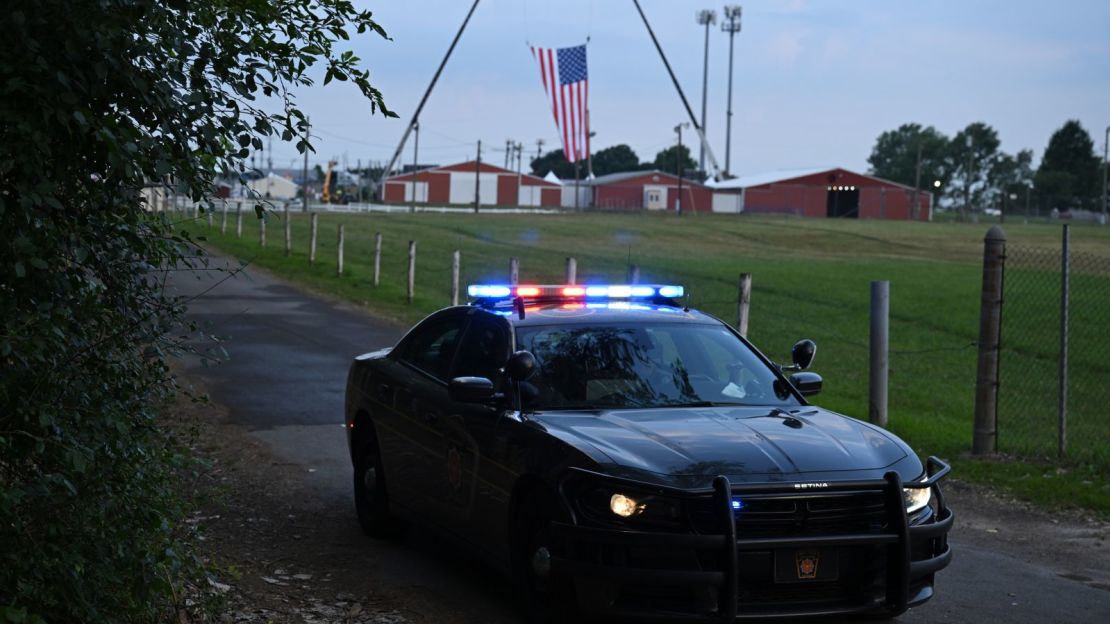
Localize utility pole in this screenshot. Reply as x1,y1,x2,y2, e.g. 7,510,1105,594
913,142,923,220
301,117,310,213
1102,125,1108,221
721,6,742,178
515,142,523,206
964,134,974,221
267,135,273,173
410,122,420,213
586,109,595,179
504,139,512,169
535,138,545,162
675,122,689,216
696,10,716,177
473,140,482,214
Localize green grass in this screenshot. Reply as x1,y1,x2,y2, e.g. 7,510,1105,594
190,208,1110,518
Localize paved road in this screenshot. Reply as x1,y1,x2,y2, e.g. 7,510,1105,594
172,256,1109,623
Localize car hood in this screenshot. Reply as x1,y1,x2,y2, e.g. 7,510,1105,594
531,405,912,486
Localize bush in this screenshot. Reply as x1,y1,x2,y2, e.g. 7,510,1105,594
0,1,391,620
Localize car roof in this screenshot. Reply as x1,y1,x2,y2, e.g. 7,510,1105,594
475,301,724,328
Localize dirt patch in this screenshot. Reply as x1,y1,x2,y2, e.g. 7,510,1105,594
176,388,515,624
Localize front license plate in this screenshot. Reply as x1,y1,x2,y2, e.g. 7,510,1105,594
773,548,839,583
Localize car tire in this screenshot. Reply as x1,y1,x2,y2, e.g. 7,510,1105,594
514,491,579,623
352,422,404,539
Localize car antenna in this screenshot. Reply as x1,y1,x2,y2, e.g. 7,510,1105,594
513,296,525,320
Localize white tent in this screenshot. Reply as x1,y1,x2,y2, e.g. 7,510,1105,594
543,171,562,186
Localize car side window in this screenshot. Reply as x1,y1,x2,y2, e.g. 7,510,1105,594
451,317,510,380
397,317,463,381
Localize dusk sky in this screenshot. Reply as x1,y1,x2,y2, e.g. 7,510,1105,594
261,0,1110,178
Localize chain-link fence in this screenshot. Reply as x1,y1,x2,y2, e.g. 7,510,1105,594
999,229,1110,468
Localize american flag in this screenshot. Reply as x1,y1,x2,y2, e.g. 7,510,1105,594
531,44,589,163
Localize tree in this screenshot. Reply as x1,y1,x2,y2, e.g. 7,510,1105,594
867,123,952,204
948,122,1002,214
0,1,390,621
591,144,640,177
1034,120,1100,210
987,149,1035,213
650,144,697,177
530,149,576,179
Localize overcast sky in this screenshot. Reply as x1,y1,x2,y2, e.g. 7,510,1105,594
258,0,1110,177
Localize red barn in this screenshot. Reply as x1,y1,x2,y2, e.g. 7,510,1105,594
710,167,933,220
589,170,714,213
381,161,561,208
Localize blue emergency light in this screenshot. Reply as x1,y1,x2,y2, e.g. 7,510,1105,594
466,283,684,301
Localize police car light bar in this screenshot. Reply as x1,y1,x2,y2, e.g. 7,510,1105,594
467,284,684,301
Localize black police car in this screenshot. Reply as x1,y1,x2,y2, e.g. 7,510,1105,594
344,284,952,620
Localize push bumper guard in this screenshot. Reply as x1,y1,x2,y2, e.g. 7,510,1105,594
549,456,953,621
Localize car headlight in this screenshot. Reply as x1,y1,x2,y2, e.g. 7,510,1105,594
572,486,684,529
903,484,931,514
610,493,646,517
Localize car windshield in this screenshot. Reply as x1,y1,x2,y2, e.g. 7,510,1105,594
514,322,801,411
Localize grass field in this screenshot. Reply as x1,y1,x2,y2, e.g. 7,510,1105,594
189,207,1110,518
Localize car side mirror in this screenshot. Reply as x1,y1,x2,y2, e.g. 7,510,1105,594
791,339,817,370
449,376,497,403
505,350,537,381
790,371,823,397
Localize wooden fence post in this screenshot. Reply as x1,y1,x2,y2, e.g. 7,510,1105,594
736,273,752,337
565,257,577,284
284,203,291,256
451,250,460,306
407,240,416,303
206,206,213,228
337,224,345,276
235,202,243,238
259,214,266,247
373,232,382,287
628,264,640,284
309,212,318,264
221,204,228,235
509,257,519,285
973,226,1007,455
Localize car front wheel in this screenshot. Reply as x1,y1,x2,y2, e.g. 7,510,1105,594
352,423,404,539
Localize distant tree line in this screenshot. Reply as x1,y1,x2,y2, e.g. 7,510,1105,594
868,119,1103,214
531,143,698,179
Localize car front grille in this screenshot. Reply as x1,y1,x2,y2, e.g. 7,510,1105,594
689,491,889,538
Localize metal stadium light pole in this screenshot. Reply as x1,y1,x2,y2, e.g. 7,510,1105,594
696,10,716,177
721,6,742,178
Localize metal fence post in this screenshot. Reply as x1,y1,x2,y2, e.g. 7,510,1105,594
373,232,382,287
736,273,752,337
1059,224,1070,457
509,257,519,285
451,250,460,306
869,280,890,428
337,224,345,276
973,226,1007,455
565,257,577,284
407,240,416,303
309,212,318,265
